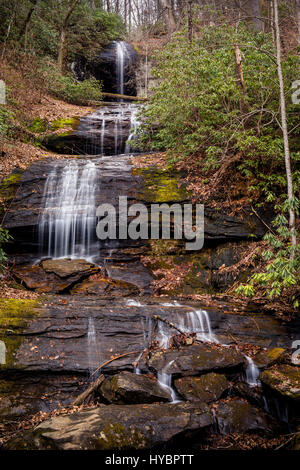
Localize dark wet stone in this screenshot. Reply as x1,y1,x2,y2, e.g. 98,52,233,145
260,365,300,401
147,344,245,377
5,402,212,450
254,348,286,369
99,371,171,404
233,382,265,409
214,398,279,435
174,373,229,403
106,262,153,293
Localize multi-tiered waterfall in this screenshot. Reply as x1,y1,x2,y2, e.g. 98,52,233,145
39,41,140,260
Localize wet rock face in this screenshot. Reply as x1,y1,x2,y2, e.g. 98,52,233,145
72,42,138,96
214,398,279,435
260,365,300,401
6,402,212,450
174,373,229,403
99,371,171,404
148,344,245,377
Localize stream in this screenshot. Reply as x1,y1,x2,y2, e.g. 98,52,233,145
0,41,299,451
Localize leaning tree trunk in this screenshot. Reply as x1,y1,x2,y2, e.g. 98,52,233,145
274,0,297,255
250,0,263,32
18,0,40,42
57,0,80,73
160,0,176,32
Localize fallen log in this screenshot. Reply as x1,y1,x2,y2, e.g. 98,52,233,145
73,374,105,406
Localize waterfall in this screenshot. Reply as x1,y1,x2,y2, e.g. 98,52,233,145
116,41,129,97
125,105,140,153
157,360,181,403
245,356,260,387
177,308,216,343
39,159,100,260
87,317,100,376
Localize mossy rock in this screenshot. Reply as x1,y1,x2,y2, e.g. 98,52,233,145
255,348,286,369
174,373,229,403
0,298,40,368
133,167,190,203
260,365,300,401
28,118,48,133
4,402,212,450
50,117,80,131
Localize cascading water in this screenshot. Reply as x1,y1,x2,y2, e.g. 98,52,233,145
245,356,260,387
39,159,100,260
116,41,129,97
157,360,181,403
87,317,100,376
125,105,140,153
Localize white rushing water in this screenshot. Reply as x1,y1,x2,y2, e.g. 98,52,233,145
87,317,100,376
125,105,140,153
245,356,260,387
39,159,100,260
157,360,181,403
116,41,129,97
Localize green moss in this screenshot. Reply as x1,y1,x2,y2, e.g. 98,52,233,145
0,298,40,368
50,117,80,131
0,171,22,218
0,172,22,200
28,118,48,133
96,422,149,450
133,167,190,203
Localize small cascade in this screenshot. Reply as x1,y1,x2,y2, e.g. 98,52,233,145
87,317,100,376
125,299,145,307
125,105,140,153
177,308,216,343
39,159,100,260
245,356,260,387
157,360,181,403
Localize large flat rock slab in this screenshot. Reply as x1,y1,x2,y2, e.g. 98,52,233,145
147,344,245,377
99,371,171,404
6,402,212,450
260,365,300,401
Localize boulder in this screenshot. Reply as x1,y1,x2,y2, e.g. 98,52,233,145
147,344,244,377
41,259,96,278
5,402,212,450
13,259,99,293
99,371,171,404
260,365,300,401
254,348,286,369
174,373,229,403
214,398,279,435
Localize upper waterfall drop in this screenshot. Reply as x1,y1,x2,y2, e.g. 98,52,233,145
116,41,128,97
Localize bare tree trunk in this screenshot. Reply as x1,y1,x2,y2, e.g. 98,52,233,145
18,0,40,42
296,0,300,45
274,0,297,255
160,0,176,32
1,6,16,60
234,44,248,114
250,0,263,32
187,0,193,42
57,0,80,73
